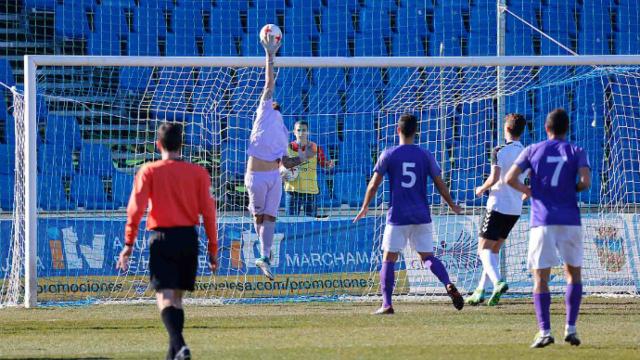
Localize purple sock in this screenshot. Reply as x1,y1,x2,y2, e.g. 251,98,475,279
380,261,395,308
566,283,583,326
533,292,551,331
423,256,451,286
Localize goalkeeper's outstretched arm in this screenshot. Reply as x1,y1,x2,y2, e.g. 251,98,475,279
261,52,275,102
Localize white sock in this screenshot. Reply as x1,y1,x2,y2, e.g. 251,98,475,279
565,324,576,335
259,220,276,259
541,329,551,337
490,252,501,282
477,269,490,291
480,249,500,286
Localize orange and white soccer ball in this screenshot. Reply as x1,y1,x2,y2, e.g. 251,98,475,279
260,24,282,52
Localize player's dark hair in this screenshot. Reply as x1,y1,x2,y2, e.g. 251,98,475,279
272,101,281,111
157,122,183,152
294,120,309,129
545,108,570,136
398,113,418,137
505,113,526,137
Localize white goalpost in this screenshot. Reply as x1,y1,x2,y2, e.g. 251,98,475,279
5,55,640,307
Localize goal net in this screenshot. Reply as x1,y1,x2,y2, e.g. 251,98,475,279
2,56,640,307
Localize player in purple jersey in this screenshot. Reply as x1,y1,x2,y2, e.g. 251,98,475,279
506,109,591,348
354,114,464,314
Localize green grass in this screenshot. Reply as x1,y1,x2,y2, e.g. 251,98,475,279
0,298,639,359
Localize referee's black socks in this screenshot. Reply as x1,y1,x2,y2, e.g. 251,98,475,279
161,306,186,354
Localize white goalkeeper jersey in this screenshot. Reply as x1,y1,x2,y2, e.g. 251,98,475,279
486,141,526,216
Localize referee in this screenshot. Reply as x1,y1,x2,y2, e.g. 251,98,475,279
117,123,218,360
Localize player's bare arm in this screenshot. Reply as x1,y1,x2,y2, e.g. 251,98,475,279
281,144,315,169
116,245,133,271
475,165,501,197
505,164,531,197
576,167,591,192
354,172,384,222
433,176,462,214
261,52,275,102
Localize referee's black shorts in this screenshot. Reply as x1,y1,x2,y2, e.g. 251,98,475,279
479,210,520,241
149,226,199,291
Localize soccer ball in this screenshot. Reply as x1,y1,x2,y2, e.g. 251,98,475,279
280,166,299,182
260,24,282,51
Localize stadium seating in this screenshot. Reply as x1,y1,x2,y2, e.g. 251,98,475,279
318,32,351,56
39,145,75,176
171,6,206,36
111,170,134,208
392,34,426,56
307,89,342,114
279,33,314,56
343,114,376,144
284,6,319,36
54,3,91,39
88,32,121,56
71,174,111,210
240,32,264,56
357,8,392,34
203,34,239,56
345,89,378,113
23,0,57,12
354,33,388,56
119,67,153,93
311,68,347,92
165,32,199,56
38,172,74,211
127,33,160,56
320,7,355,36
0,144,14,175
333,171,367,206
79,143,115,176
338,142,372,174
44,115,82,151
210,7,244,37
93,4,130,35
304,115,340,146
0,175,13,211
133,6,167,35
221,142,248,180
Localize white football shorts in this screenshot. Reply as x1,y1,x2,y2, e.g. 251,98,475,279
527,225,583,270
382,223,434,253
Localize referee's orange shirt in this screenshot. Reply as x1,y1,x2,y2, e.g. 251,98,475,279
125,159,218,257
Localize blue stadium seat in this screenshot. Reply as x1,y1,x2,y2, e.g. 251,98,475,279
138,0,173,9
318,32,351,56
247,8,280,36
450,170,483,206
338,142,372,174
433,4,467,38
289,0,323,12
0,175,13,211
391,34,425,56
615,32,640,55
119,67,153,93
362,0,397,11
210,7,244,37
541,4,577,36
333,171,367,206
320,7,355,36
192,69,231,112
275,90,305,114
468,31,497,56
345,90,379,113
316,172,341,208
204,34,239,56
185,114,220,151
101,0,136,7
55,3,91,39
88,32,121,55
253,0,287,11
506,0,539,28
429,33,462,56
0,59,15,87
45,115,82,152
350,68,385,90
79,143,115,176
94,4,129,36
72,174,112,210
39,144,75,176
38,172,75,211
307,89,343,114
221,142,248,180
354,33,389,56
578,33,612,55
395,5,428,37
311,68,347,92
386,68,413,88
357,8,392,34
23,0,57,11
468,5,496,35
127,33,160,56
165,32,199,56
305,115,340,146
580,3,612,34
343,114,376,144
325,0,360,13
225,116,252,143
240,33,264,56
0,144,13,177
215,0,250,11
133,6,167,35
111,170,134,208
279,33,314,56
284,6,319,36
171,6,206,36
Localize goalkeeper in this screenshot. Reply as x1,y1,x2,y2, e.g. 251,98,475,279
245,33,313,280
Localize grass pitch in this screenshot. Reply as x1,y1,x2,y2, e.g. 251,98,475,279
0,298,638,359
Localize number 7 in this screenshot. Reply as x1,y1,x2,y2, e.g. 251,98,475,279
547,156,566,187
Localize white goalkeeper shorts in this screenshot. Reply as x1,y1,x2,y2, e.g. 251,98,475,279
382,223,434,253
527,225,584,270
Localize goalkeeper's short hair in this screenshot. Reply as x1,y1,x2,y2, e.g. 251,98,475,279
545,108,570,136
157,122,183,151
505,113,526,137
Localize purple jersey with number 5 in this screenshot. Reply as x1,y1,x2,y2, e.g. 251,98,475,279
514,139,590,227
374,145,441,225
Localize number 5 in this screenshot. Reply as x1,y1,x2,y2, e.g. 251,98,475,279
547,156,566,187
402,162,416,188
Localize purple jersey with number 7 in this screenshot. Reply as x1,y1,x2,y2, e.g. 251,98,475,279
374,144,441,225
514,139,591,227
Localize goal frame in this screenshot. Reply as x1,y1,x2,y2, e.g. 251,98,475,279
21,54,640,307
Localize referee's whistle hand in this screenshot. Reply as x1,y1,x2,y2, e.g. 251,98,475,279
209,257,218,273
